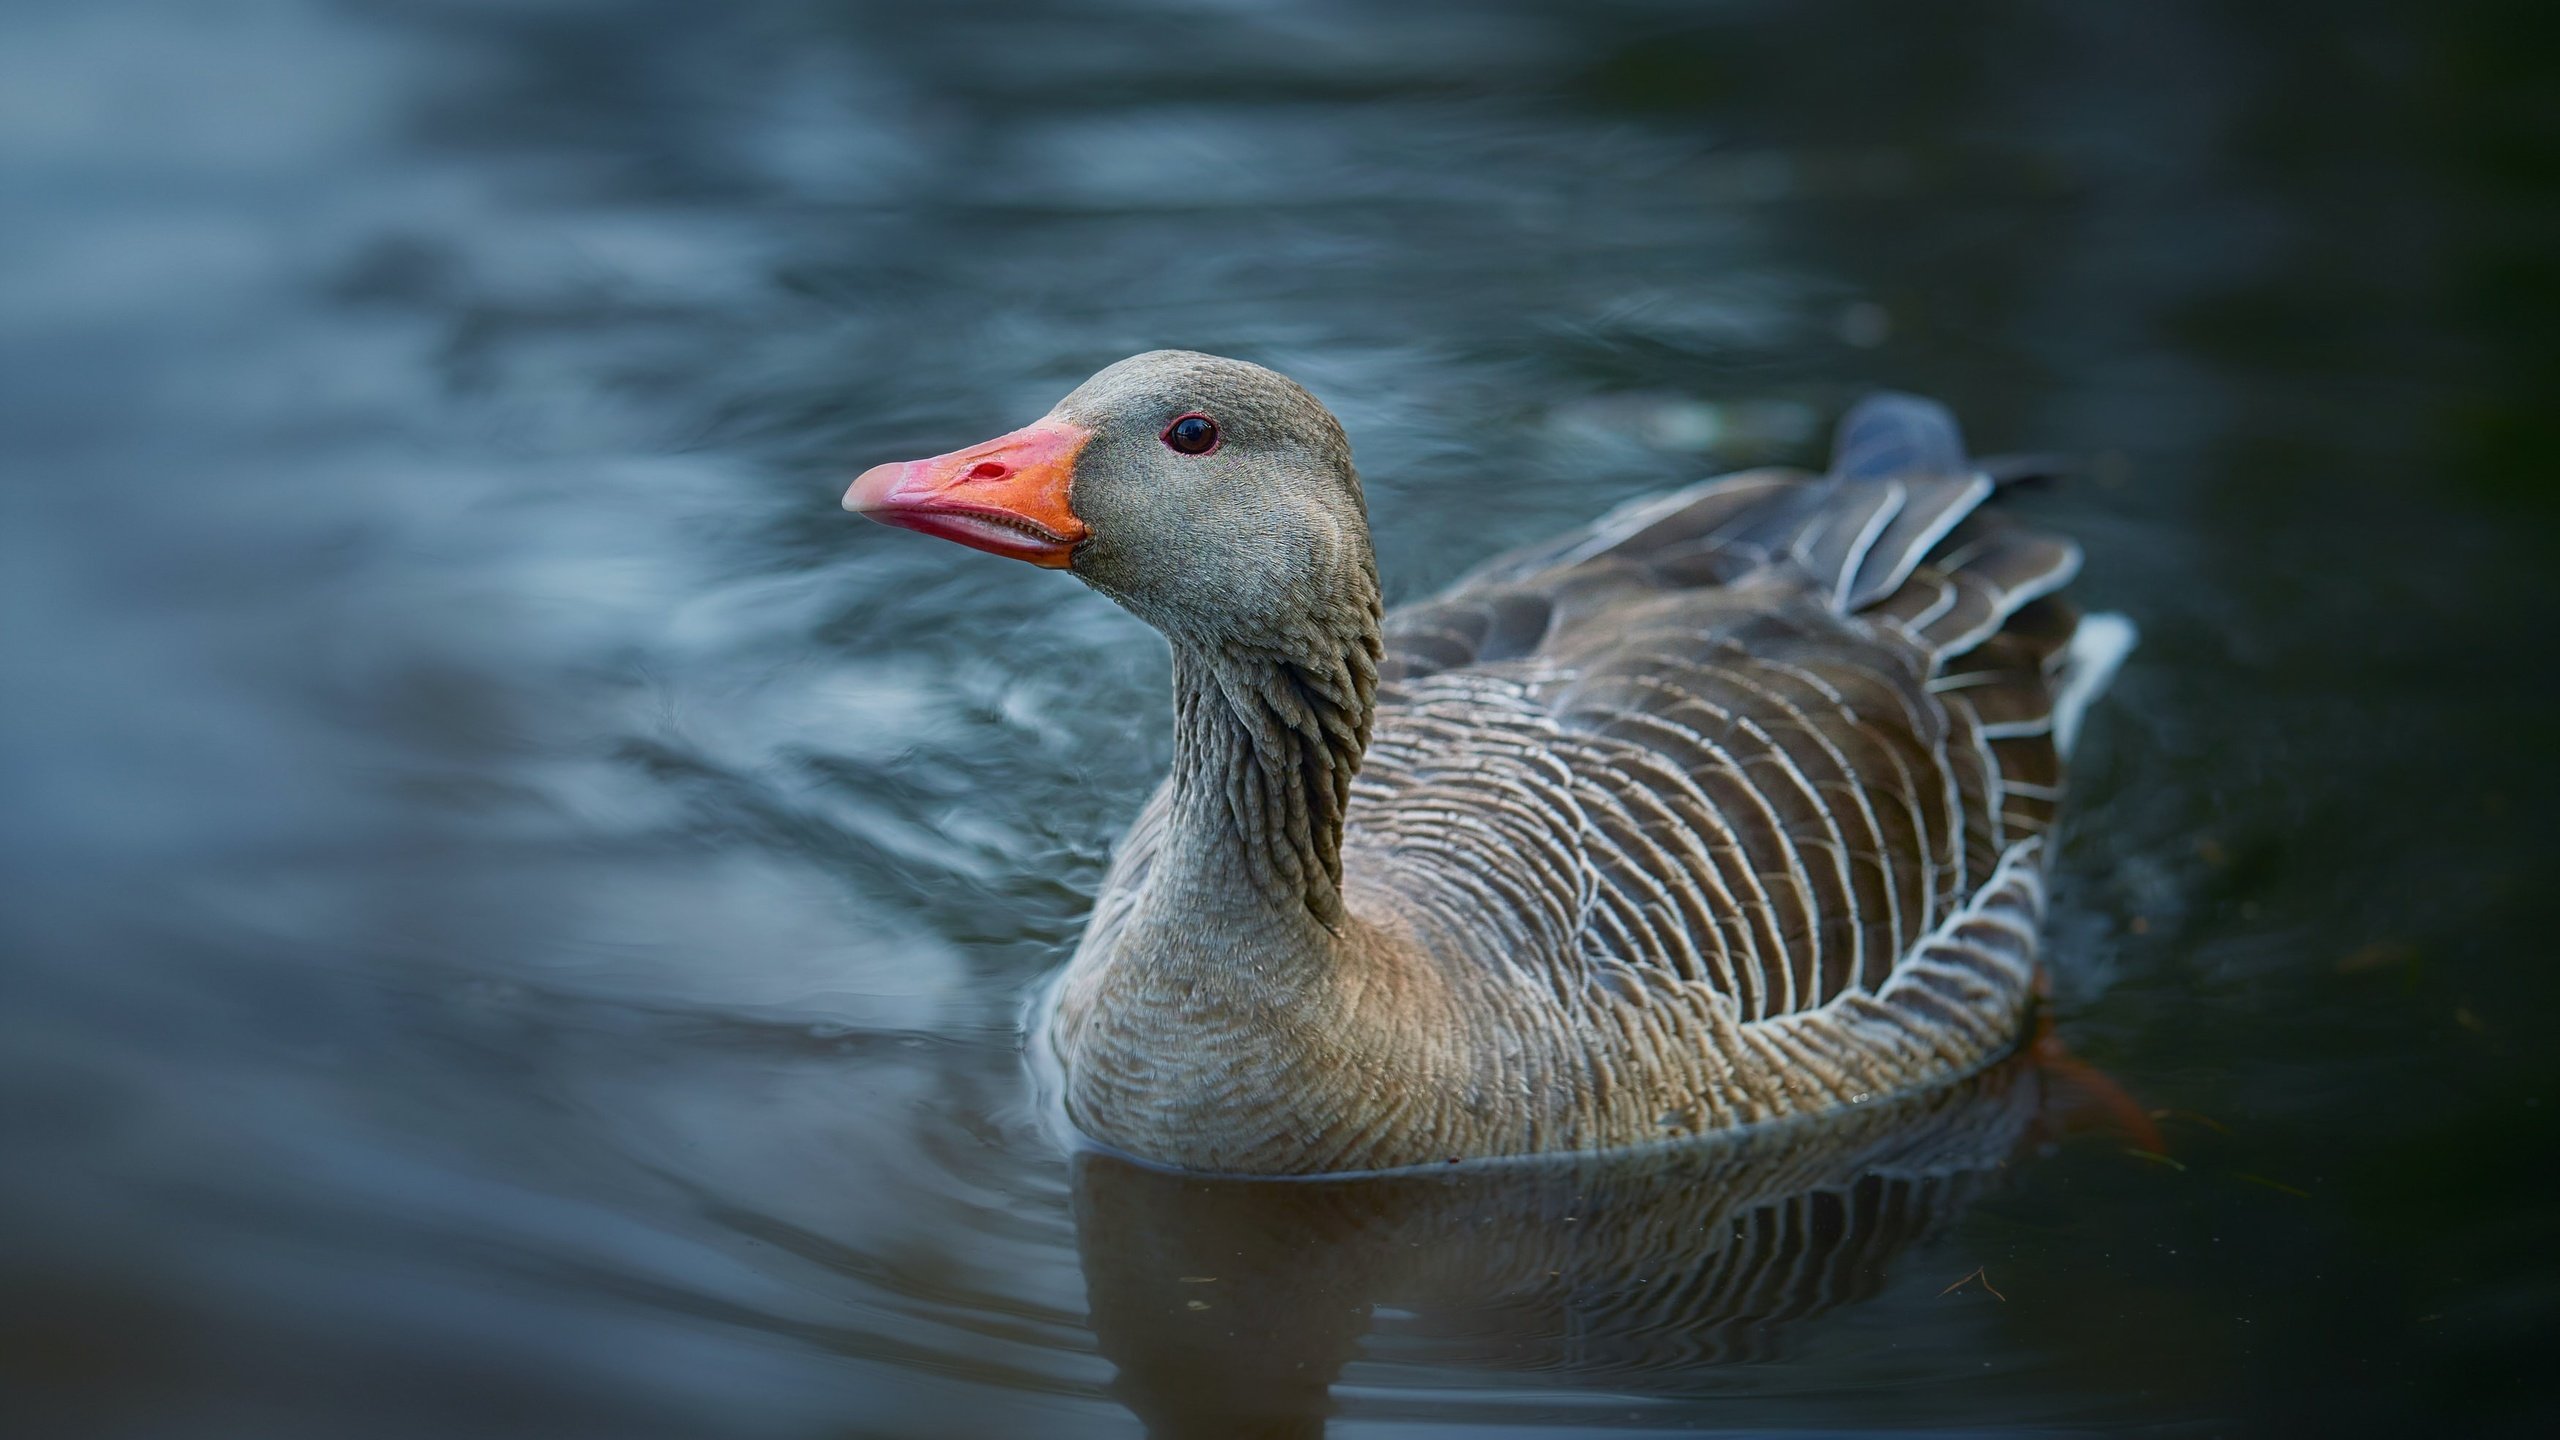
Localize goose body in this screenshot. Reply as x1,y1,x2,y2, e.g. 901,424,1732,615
845,352,2124,1175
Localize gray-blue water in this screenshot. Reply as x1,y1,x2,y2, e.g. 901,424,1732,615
5,2,2556,1436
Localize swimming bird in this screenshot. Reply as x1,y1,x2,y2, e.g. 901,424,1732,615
844,351,2128,1175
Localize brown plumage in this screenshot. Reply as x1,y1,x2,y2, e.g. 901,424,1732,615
844,350,2129,1175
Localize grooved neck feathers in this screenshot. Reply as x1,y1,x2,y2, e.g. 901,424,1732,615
1161,582,1383,929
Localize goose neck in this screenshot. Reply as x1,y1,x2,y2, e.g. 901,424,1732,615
1156,608,1381,932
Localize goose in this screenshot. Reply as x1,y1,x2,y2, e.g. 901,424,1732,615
844,350,2129,1175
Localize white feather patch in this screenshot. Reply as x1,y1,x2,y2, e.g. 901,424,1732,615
2052,612,2136,758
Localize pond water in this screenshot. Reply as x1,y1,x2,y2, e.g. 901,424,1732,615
6,1,2556,1436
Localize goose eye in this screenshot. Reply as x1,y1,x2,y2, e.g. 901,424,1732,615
1161,413,1218,455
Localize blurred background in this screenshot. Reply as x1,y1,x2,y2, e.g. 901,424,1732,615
3,1,2555,1436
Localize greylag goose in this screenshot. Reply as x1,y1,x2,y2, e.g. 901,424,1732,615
845,351,2127,1175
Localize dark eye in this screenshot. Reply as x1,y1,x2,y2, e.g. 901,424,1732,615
1161,413,1218,455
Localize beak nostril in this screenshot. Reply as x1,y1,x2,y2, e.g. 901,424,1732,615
967,461,1010,481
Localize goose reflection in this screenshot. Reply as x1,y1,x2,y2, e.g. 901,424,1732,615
1074,1051,2087,1438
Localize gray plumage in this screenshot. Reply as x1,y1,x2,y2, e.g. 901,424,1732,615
851,351,2124,1176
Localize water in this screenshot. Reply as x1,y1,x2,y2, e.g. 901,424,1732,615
5,1,2555,1435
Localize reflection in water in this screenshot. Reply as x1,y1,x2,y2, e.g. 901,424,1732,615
1077,1056,2056,1438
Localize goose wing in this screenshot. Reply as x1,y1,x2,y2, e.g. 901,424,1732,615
1354,396,2111,1043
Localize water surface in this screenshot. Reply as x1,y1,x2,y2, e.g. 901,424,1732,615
5,1,2556,1436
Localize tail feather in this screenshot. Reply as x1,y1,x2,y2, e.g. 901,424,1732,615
1833,392,1967,484
1792,479,1907,610
1843,473,1992,610
1907,527,2083,658
1829,395,1997,612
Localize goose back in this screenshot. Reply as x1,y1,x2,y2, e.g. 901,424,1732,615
1352,397,2108,1133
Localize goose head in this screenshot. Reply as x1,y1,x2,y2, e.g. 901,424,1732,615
845,350,1374,644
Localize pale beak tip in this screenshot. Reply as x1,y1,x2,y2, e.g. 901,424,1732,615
843,461,906,516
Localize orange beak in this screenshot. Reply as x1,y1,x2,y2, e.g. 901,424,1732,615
842,417,1092,568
